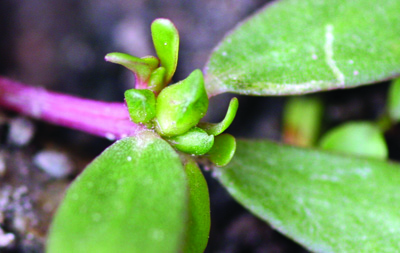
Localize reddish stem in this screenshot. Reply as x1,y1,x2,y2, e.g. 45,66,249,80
0,77,146,140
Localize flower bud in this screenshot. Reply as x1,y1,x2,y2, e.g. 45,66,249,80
156,69,208,136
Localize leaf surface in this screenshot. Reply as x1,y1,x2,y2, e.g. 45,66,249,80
47,132,188,253
388,78,400,122
215,139,400,252
205,0,400,96
183,158,210,253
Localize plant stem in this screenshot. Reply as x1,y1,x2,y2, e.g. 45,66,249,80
0,77,146,140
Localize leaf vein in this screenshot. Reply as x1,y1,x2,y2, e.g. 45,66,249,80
324,24,345,86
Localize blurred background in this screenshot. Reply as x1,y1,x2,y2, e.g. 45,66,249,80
0,0,395,252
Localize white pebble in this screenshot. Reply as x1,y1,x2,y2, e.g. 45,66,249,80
7,117,35,146
33,150,73,178
0,227,14,247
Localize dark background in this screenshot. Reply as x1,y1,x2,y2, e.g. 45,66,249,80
0,0,396,252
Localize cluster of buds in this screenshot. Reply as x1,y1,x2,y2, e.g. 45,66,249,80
106,19,238,166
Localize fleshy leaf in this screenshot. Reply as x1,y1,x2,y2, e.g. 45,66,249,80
124,89,156,124
182,158,210,253
166,127,214,156
198,97,239,136
388,78,400,122
319,121,388,159
105,53,159,89
207,134,236,167
47,132,188,253
283,96,323,146
148,67,167,93
204,0,400,96
215,139,400,252
156,69,208,137
151,18,179,84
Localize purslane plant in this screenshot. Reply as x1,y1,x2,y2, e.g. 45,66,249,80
1,0,400,252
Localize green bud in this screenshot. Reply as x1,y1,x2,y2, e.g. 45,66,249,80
166,127,214,156
124,89,156,124
282,96,323,147
319,121,388,160
148,67,167,93
155,69,209,137
105,53,159,89
198,97,238,136
151,18,179,84
207,134,236,167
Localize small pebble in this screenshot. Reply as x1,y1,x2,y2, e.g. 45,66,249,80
0,227,15,248
7,117,35,146
33,150,73,178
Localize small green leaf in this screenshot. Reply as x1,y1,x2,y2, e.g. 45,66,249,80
182,158,210,253
215,139,400,252
156,69,208,137
198,97,239,136
283,96,323,146
205,0,400,96
151,18,179,84
148,67,167,93
47,132,188,253
166,127,214,156
124,89,156,124
105,52,159,88
207,134,236,167
319,121,388,159
388,78,400,122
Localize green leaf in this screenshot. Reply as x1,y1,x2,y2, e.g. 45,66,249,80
156,69,208,137
207,134,236,167
388,78,400,122
319,121,388,159
166,127,214,156
215,140,400,252
198,97,239,136
105,53,159,89
204,0,400,96
151,18,179,84
47,132,188,253
124,89,156,124
183,158,210,253
148,67,167,93
283,96,323,146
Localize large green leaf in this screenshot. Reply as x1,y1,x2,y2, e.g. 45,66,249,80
47,132,188,253
214,140,400,252
183,158,210,253
205,0,400,96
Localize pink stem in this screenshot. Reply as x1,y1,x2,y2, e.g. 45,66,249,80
0,77,146,140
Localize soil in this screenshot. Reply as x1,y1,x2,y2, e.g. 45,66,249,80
0,1,395,252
